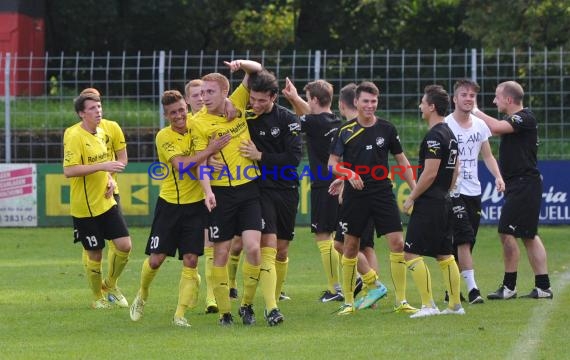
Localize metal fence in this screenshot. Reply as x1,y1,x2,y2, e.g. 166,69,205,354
1,48,569,163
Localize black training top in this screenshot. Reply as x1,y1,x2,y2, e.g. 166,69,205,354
330,117,403,191
299,112,342,188
246,104,302,189
417,122,458,200
498,108,541,181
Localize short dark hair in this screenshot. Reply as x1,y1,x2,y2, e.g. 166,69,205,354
424,85,449,116
339,83,357,110
355,81,379,99
453,78,480,94
73,93,100,113
248,69,279,96
303,80,333,107
161,90,184,107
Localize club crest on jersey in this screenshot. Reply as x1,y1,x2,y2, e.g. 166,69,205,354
376,137,385,147
271,127,280,137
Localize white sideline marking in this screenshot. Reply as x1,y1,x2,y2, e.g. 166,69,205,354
507,271,570,360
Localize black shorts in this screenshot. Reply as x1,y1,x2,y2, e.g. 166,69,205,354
145,197,207,259
451,194,481,247
499,176,542,238
340,186,403,238
310,186,339,233
260,188,299,241
209,181,262,242
335,217,375,250
113,193,124,216
405,197,453,258
73,205,129,250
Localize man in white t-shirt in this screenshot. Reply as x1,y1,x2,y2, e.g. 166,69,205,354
444,79,505,304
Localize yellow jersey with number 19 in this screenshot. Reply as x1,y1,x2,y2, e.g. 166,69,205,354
63,125,116,218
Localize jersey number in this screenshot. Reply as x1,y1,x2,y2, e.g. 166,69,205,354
209,226,220,240
339,222,348,235
149,236,160,249
85,235,98,247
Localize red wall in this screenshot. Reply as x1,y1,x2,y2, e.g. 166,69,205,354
0,13,45,96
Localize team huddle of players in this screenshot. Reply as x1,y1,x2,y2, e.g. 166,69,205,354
63,59,553,327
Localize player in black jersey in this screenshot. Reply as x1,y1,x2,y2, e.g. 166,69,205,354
403,84,463,318
329,81,418,315
330,83,417,313
238,69,302,324
473,81,553,300
283,78,345,302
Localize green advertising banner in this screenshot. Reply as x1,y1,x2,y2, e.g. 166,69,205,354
37,162,411,227
38,163,160,227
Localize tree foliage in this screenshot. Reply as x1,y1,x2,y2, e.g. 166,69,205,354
44,0,569,52
232,2,295,50
461,0,570,49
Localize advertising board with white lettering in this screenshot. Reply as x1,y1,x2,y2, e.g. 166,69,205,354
479,160,569,224
0,164,37,227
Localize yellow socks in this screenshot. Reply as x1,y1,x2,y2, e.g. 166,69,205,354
228,253,241,289
406,257,433,307
362,269,379,290
317,239,340,293
86,258,103,300
139,258,158,301
106,242,130,288
275,257,289,300
439,256,461,307
204,247,216,305
341,255,358,305
390,252,407,303
241,259,261,306
259,247,278,311
175,266,200,318
82,249,89,272
212,265,231,314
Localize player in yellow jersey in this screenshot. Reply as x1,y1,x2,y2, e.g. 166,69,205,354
192,60,284,326
185,78,221,314
129,90,230,327
77,88,131,307
63,92,132,310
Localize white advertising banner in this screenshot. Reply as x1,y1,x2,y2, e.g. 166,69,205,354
0,164,37,227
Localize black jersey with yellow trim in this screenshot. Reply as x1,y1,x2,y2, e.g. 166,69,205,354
246,104,302,189
330,117,403,190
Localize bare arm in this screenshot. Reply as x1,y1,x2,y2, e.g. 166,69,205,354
197,158,216,212
472,108,514,136
402,158,440,213
170,133,231,169
63,161,125,178
115,148,128,166
480,140,505,192
450,159,460,193
393,152,416,190
224,60,262,87
328,153,363,190
282,77,311,115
